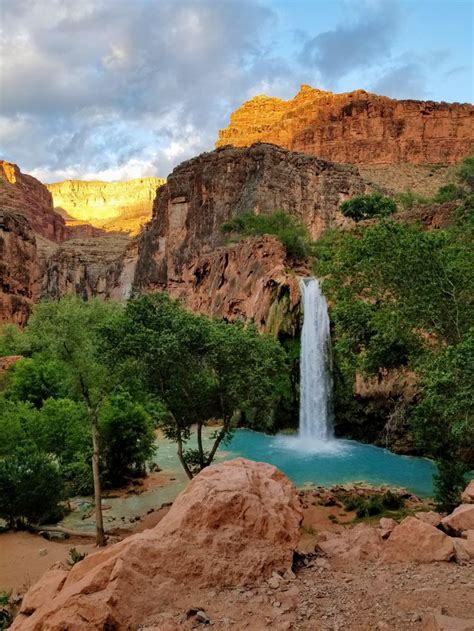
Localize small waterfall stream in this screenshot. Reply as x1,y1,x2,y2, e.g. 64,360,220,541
299,278,333,443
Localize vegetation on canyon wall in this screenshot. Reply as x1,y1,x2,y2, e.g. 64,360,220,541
221,209,312,259
340,193,397,221
314,177,473,509
0,294,288,535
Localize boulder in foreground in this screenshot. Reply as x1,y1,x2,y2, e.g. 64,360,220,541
442,504,474,535
383,516,455,563
12,458,302,630
461,480,474,504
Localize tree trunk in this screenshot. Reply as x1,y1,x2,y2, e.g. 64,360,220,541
197,422,205,469
91,414,106,547
206,419,229,466
176,430,193,480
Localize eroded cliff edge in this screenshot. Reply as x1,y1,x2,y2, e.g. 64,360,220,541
217,85,474,166
133,143,370,332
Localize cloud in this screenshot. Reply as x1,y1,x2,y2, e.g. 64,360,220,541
0,0,293,180
299,0,401,85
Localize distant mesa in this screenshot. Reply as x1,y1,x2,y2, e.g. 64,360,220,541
216,85,474,166
46,177,166,236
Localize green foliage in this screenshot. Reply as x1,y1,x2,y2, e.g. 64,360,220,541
0,446,64,527
221,210,311,259
340,193,396,221
5,356,72,407
99,391,155,487
433,460,468,513
342,491,405,518
410,331,474,472
315,210,473,503
67,547,86,566
0,323,30,357
0,591,11,631
434,183,464,203
101,293,288,476
457,155,474,191
396,190,429,210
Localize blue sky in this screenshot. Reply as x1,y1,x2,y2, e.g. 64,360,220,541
0,0,472,181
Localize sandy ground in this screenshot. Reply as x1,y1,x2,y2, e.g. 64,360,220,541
0,532,95,595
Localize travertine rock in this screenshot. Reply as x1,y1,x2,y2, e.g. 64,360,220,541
383,516,455,562
165,235,303,335
217,85,474,165
47,177,165,235
0,210,41,325
11,458,301,630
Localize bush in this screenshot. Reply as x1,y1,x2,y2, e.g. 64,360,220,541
221,210,311,259
434,183,464,203
457,156,474,191
340,193,397,221
99,391,155,487
434,460,467,513
0,446,64,527
396,190,429,210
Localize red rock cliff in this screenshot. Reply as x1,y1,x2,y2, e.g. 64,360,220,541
217,85,474,165
0,161,69,242
133,143,368,331
0,210,41,326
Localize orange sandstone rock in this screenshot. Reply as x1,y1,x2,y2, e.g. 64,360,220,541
383,516,455,562
217,85,474,165
11,458,302,630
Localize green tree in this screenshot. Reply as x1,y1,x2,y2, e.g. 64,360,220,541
340,193,396,221
102,293,288,478
0,446,64,528
410,331,474,510
5,356,71,407
18,297,122,546
99,391,155,487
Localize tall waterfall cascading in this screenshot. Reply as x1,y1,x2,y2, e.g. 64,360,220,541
299,278,333,442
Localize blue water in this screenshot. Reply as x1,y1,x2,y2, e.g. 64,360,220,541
221,429,436,497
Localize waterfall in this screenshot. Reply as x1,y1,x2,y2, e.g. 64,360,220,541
299,278,333,442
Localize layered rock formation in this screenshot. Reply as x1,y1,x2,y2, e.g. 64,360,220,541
47,177,165,235
217,85,474,165
0,211,40,326
0,161,68,242
12,458,301,630
41,234,133,301
133,143,368,330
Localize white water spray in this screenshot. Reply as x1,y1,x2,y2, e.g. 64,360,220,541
299,278,333,442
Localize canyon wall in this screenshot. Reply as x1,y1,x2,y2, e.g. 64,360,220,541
133,143,369,330
47,177,165,235
0,210,41,326
217,85,474,165
1,161,69,242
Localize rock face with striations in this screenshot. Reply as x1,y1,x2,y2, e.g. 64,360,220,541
0,161,69,242
0,210,41,326
12,458,302,630
47,177,165,235
217,85,474,165
133,143,368,330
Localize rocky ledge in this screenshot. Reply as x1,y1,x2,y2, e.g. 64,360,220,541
217,84,474,165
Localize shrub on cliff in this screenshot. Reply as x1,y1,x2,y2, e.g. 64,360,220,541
340,193,396,221
221,210,311,259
